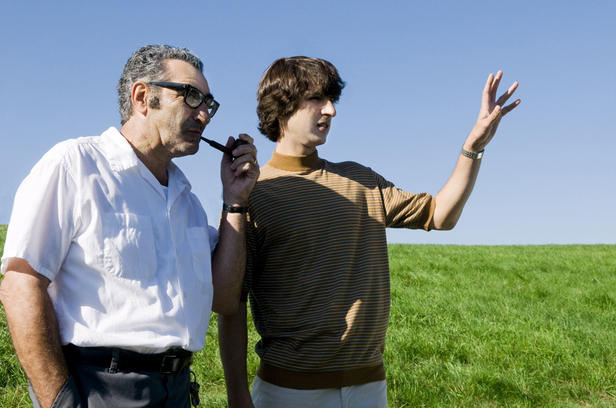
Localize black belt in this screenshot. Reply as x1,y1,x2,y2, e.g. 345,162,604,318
63,344,193,374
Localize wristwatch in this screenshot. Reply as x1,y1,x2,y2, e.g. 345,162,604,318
461,147,484,160
222,203,248,214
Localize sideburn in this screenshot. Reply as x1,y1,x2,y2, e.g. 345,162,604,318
149,96,160,110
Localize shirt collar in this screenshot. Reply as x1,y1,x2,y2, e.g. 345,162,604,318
266,150,323,172
167,161,192,193
101,126,140,172
101,126,192,198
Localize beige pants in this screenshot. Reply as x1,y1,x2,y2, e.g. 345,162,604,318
251,376,388,408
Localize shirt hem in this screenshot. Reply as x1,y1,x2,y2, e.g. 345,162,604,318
257,360,386,389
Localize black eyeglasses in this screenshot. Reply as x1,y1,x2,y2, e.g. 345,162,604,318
148,81,220,117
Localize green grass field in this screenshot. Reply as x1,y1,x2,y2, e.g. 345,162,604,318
1,224,615,407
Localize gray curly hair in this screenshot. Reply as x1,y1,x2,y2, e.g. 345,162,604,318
117,45,203,125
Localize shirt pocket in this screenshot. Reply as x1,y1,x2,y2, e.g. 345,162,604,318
102,213,157,280
186,227,213,284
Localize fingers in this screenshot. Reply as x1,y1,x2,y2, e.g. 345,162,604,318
501,99,521,116
481,71,520,118
481,73,494,110
495,81,519,106
228,133,258,176
230,153,257,175
487,104,502,123
494,79,520,117
490,70,503,101
481,71,503,112
236,133,254,145
227,133,255,158
470,72,519,147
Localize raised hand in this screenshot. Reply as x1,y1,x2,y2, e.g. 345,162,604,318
220,133,259,206
464,71,520,153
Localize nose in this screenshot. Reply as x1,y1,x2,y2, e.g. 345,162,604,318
322,99,336,117
193,105,211,126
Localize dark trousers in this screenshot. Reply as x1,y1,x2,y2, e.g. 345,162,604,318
29,349,192,407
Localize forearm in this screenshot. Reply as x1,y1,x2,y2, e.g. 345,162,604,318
432,152,481,230
431,70,520,230
0,266,69,408
218,303,254,408
211,210,247,315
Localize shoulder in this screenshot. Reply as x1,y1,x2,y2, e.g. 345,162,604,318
323,159,392,186
41,136,104,167
27,136,102,180
325,159,374,174
255,162,283,180
250,164,282,200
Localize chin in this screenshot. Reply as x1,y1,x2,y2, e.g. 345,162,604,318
188,144,200,155
178,142,199,157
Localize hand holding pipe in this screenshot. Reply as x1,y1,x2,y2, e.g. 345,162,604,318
200,136,248,156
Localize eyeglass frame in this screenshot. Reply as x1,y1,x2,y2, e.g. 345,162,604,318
148,81,220,117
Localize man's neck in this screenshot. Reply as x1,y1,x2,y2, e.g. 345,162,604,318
275,140,317,157
120,123,170,186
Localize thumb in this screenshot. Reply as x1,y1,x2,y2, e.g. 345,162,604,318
221,137,235,165
488,105,502,123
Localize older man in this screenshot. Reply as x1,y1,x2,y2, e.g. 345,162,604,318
0,45,258,407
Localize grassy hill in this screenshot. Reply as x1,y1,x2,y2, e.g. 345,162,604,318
1,225,615,407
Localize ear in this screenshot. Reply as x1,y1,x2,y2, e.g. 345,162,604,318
131,81,149,117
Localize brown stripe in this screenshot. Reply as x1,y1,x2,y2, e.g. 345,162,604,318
257,361,386,390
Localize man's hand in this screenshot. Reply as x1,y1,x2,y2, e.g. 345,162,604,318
220,133,259,206
0,259,69,408
464,71,520,153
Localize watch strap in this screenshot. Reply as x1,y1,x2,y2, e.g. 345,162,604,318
222,203,248,214
461,147,484,160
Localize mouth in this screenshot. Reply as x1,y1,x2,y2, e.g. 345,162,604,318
185,127,204,141
187,126,203,134
316,121,330,132
183,119,204,135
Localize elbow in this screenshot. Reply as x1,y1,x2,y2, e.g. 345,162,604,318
431,206,462,231
436,220,457,231
0,273,20,307
432,217,458,231
211,267,246,316
212,297,241,316
0,280,8,307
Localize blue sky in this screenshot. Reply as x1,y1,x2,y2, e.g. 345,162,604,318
0,1,614,244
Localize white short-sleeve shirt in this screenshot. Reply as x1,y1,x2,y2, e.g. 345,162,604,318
1,127,218,353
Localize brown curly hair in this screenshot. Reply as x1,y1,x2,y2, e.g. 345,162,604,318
257,56,345,142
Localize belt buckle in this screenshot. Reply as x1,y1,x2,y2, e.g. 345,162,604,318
160,354,180,374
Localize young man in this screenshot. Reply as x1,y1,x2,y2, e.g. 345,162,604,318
0,45,259,407
218,56,520,407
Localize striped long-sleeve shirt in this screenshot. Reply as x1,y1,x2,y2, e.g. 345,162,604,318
244,150,434,389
